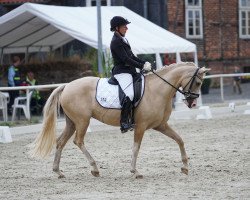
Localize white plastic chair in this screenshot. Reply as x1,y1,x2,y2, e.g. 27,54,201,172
0,92,8,122
12,91,33,121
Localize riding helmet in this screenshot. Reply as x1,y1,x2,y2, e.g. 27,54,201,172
110,16,130,31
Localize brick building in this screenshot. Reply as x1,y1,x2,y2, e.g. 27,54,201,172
1,0,249,74
167,0,250,74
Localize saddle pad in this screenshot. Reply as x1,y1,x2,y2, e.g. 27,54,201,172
96,76,145,109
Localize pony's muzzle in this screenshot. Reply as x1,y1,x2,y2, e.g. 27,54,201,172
183,98,197,108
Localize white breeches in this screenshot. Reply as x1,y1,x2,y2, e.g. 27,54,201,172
114,73,134,101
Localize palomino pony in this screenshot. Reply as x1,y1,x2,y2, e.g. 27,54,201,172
29,62,209,179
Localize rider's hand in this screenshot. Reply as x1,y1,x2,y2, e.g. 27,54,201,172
143,61,152,71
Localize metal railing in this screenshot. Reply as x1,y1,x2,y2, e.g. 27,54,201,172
0,72,249,121
204,73,250,101
0,84,66,121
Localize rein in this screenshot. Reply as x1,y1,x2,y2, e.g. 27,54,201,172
150,69,185,95
149,67,201,100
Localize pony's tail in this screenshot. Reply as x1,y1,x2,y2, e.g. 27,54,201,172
28,84,66,158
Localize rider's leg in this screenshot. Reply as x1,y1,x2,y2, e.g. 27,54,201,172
114,73,134,101
120,96,133,133
114,73,134,133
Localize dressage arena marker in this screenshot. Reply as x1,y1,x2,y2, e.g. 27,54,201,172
172,92,212,120
0,126,12,143
243,102,250,115
196,106,212,120
229,102,235,112
171,105,212,120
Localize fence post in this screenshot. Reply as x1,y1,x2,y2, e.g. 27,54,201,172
220,77,224,101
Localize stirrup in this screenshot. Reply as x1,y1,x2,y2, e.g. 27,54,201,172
121,128,129,133
129,123,135,131
120,123,130,133
121,127,129,133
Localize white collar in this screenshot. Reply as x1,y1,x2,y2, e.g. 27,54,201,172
122,37,128,44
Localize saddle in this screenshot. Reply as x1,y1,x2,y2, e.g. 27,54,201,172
95,73,145,109
108,73,142,106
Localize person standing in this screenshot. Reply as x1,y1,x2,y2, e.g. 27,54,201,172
7,56,22,114
110,16,152,133
23,71,45,114
233,66,242,94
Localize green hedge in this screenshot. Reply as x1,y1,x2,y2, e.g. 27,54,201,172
0,58,94,86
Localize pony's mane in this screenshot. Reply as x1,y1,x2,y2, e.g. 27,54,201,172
156,62,196,72
145,62,196,77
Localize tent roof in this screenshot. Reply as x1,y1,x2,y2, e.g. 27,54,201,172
0,3,196,55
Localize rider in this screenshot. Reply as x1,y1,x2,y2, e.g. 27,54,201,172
110,16,152,133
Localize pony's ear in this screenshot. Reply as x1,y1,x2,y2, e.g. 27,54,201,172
199,67,211,74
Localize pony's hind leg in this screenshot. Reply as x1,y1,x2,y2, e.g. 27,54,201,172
53,115,75,178
73,120,100,177
154,123,189,175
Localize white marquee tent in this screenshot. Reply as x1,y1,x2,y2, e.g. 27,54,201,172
0,3,198,67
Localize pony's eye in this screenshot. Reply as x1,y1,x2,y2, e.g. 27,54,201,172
196,82,201,86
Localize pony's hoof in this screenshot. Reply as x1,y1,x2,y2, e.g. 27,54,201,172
53,169,65,178
91,170,100,177
135,174,143,179
58,174,65,179
130,169,143,179
181,167,188,175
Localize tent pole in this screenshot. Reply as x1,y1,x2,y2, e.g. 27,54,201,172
143,0,148,19
49,46,52,57
176,52,181,63
60,46,63,59
97,0,103,75
194,48,198,66
0,48,3,65
155,53,163,69
25,47,29,63
193,48,202,106
174,52,185,110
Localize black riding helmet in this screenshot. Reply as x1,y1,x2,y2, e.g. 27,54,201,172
110,16,130,31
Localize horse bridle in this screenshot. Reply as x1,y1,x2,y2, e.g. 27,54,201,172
149,68,201,101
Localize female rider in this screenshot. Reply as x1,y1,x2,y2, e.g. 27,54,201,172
110,16,152,133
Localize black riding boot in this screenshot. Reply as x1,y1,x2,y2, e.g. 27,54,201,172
120,96,133,133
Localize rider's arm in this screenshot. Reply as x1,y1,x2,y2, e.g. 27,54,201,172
112,39,145,69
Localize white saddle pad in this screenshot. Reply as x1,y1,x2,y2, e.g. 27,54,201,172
96,76,145,109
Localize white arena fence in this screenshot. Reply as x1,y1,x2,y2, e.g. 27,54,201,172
205,73,250,101
0,73,249,121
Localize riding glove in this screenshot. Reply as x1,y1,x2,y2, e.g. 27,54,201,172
143,62,152,71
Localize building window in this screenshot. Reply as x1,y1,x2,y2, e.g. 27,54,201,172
239,0,250,38
86,0,111,6
185,0,203,39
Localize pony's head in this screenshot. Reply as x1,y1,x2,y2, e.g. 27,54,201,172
180,66,210,108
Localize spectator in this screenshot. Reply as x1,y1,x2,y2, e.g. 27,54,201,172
7,55,22,114
22,71,45,114
163,53,176,66
233,66,242,94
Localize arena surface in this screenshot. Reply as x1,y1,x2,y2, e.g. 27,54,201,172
0,109,249,199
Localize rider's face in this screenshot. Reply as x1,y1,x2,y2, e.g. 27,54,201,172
118,25,128,36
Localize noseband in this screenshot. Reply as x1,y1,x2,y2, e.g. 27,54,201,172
150,68,201,101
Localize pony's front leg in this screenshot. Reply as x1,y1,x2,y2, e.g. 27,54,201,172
130,128,145,179
154,123,189,175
